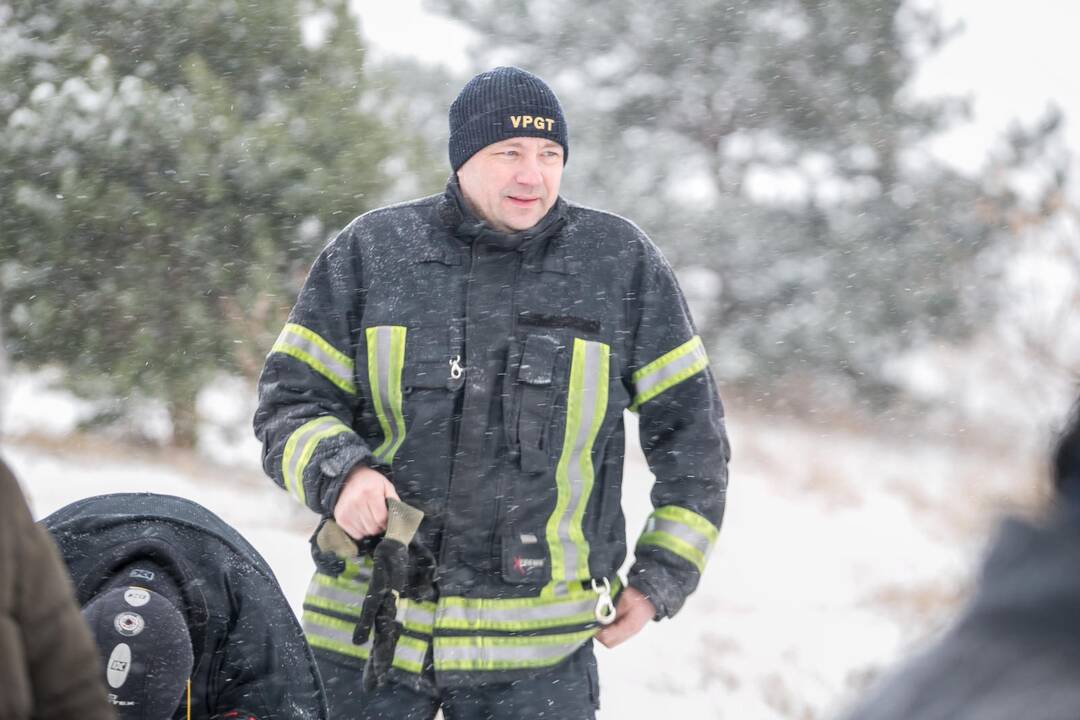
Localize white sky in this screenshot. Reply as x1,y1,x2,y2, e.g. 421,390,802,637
911,0,1080,174
352,0,474,71
353,0,1080,177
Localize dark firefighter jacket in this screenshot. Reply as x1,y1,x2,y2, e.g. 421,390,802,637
254,179,730,687
42,493,328,720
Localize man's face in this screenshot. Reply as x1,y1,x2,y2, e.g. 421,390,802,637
456,137,564,233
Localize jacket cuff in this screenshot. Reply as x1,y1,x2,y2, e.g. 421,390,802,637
627,560,688,620
317,443,374,517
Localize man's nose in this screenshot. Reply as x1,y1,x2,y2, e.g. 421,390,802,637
514,156,543,187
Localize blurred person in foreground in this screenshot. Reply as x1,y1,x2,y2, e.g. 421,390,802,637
42,492,328,720
254,66,731,718
0,456,114,720
841,395,1080,720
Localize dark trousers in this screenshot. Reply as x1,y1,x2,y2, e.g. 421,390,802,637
316,642,600,720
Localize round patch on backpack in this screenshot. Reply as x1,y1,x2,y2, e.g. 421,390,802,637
124,587,151,607
114,611,145,637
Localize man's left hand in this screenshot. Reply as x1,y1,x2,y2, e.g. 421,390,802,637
596,586,656,649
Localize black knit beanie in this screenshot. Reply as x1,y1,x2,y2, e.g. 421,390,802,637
448,66,568,171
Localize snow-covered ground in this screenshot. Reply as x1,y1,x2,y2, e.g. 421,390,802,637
1,376,1044,719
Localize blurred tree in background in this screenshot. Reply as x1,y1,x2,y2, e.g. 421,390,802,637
0,0,442,445
0,0,1040,446
428,0,1002,407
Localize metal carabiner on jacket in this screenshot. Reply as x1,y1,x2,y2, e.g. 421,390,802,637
449,355,464,380
592,577,617,626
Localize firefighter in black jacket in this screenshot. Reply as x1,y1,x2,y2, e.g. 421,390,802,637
43,493,328,720
255,66,731,718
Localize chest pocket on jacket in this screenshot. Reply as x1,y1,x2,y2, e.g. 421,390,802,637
506,334,566,474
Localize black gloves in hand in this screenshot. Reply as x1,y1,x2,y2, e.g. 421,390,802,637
353,498,425,691
354,537,409,691
312,499,426,691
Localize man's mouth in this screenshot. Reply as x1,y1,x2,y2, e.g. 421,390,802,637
506,196,541,207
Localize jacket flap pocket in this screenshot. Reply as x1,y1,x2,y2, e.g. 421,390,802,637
405,360,449,390
403,325,453,390
518,334,560,385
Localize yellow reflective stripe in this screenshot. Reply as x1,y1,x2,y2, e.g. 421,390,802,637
392,635,428,674
433,629,596,672
366,326,407,463
339,556,373,582
304,593,363,620
303,610,370,660
637,531,707,573
654,505,719,544
436,578,621,632
314,568,371,593
282,417,352,505
397,598,436,635
636,506,718,574
544,339,609,596
272,323,356,395
304,568,370,613
630,335,708,411
307,635,369,660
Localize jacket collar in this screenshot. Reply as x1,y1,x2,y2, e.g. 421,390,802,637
438,175,566,252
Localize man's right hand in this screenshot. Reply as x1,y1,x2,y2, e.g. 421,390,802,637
333,466,399,540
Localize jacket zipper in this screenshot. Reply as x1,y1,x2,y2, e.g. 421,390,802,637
487,253,524,570
437,242,478,578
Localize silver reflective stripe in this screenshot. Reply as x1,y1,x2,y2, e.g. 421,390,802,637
652,517,713,558
435,633,591,667
548,339,609,594
272,323,356,395
303,611,372,654
308,577,367,612
397,601,436,632
304,618,362,647
437,596,595,628
393,638,427,669
367,326,406,463
284,417,342,501
633,337,708,402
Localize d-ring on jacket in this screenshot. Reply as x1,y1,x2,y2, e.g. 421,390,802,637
254,179,731,689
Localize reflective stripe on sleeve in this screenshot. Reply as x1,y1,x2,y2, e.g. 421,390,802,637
630,335,708,411
636,505,719,573
272,323,356,395
433,629,596,672
366,326,407,464
544,339,610,596
282,416,353,505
